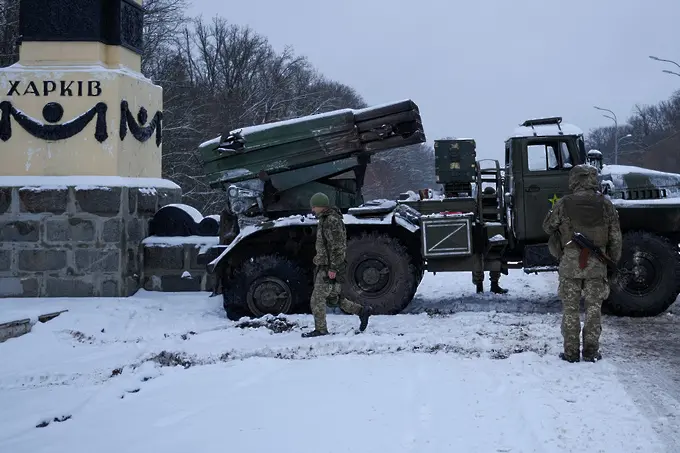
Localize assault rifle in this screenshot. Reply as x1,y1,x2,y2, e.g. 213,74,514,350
568,232,618,269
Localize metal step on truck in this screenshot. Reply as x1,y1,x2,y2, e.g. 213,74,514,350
194,101,680,321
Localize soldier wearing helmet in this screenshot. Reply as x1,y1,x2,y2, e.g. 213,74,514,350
542,164,622,363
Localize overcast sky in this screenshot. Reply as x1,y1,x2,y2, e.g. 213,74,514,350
188,0,680,161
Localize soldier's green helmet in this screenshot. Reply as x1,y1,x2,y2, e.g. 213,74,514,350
569,164,599,191
310,192,330,208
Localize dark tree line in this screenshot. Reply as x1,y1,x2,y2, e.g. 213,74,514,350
586,89,680,171
0,0,437,213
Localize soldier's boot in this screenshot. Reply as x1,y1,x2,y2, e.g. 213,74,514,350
490,282,508,294
489,272,508,294
476,282,484,294
559,352,580,363
301,329,328,338
582,347,602,362
358,305,373,332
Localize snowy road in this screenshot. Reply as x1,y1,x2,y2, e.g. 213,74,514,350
605,317,680,449
0,271,679,452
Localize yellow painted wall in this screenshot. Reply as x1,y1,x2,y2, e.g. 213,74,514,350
0,2,164,179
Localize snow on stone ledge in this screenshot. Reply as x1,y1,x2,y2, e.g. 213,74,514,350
142,236,220,247
0,176,180,190
3,62,153,84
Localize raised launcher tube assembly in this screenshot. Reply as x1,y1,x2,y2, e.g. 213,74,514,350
198,99,426,241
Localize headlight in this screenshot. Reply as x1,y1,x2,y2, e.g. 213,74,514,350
231,200,245,214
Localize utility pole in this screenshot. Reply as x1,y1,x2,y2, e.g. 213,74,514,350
593,106,619,164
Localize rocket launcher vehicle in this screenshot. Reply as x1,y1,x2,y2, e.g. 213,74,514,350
198,99,426,190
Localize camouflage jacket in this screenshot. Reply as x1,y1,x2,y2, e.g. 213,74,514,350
313,207,348,274
542,165,623,279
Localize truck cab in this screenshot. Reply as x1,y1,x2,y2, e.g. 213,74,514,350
503,117,587,268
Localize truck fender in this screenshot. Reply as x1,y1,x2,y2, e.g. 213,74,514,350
207,207,419,274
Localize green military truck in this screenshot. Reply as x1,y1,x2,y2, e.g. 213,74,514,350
196,101,680,320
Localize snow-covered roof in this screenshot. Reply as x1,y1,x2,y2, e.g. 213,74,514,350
199,136,221,149
600,165,678,178
203,99,416,143
352,99,414,115
600,164,680,199
509,122,583,140
230,108,354,136
611,198,680,208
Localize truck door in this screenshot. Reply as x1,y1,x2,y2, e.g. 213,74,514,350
521,138,575,242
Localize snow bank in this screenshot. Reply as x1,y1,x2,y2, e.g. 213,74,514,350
0,176,180,190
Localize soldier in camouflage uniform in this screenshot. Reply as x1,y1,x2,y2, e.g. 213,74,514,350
542,164,622,363
301,192,373,338
472,186,508,294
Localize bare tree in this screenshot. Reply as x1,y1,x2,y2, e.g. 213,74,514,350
586,89,680,170
0,0,19,67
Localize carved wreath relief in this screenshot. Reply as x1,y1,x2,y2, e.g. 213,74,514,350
1,79,162,146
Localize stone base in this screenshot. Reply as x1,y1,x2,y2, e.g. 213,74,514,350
141,236,223,292
0,177,181,297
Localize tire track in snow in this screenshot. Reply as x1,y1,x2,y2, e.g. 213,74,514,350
606,317,680,452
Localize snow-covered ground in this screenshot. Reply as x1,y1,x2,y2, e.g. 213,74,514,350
1,270,679,453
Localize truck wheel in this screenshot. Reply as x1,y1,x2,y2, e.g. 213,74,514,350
343,233,418,315
605,231,680,317
222,254,311,321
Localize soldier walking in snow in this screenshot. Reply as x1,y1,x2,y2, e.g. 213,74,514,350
542,165,622,363
301,192,373,338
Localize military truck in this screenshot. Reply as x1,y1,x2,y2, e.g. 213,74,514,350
196,102,680,321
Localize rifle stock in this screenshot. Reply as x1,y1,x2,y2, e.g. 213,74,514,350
571,232,617,268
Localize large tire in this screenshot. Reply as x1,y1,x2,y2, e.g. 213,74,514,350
342,233,418,315
222,254,312,321
605,231,680,317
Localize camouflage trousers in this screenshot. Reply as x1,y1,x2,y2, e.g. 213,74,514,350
472,270,501,285
558,276,610,357
471,253,500,285
310,269,363,333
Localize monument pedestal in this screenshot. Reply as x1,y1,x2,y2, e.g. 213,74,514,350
0,0,181,298
0,177,181,297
